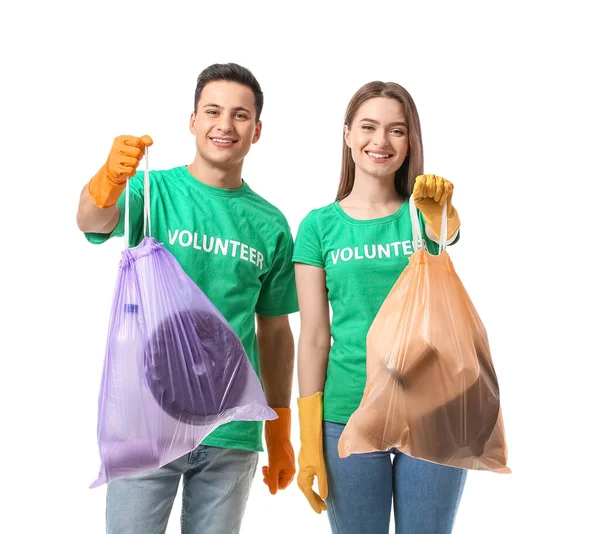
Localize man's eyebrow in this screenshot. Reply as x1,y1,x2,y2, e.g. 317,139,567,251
203,104,252,115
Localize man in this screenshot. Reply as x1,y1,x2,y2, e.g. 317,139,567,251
77,63,297,534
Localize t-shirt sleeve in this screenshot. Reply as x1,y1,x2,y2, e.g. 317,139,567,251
292,211,324,268
255,225,299,317
84,171,145,248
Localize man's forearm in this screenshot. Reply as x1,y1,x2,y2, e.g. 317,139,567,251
257,315,295,408
76,184,120,234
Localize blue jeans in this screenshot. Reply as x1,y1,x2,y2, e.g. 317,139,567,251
323,422,467,534
105,444,258,534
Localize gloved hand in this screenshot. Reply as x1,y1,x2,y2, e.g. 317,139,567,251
297,392,328,514
88,135,153,208
413,174,460,239
262,407,296,494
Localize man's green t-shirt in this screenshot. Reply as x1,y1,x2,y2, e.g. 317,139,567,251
292,201,450,424
86,165,299,452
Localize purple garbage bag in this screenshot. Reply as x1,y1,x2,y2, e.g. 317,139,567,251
90,236,276,488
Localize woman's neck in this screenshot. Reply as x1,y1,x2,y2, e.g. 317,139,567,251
339,169,404,219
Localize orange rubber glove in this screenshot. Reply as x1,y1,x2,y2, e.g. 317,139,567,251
413,174,460,239
88,135,153,208
297,392,328,514
262,407,296,494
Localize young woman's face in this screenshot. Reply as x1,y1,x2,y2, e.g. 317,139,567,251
345,97,409,180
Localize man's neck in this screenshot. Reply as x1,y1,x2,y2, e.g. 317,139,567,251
187,155,244,190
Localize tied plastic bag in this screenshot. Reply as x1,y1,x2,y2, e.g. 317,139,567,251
90,150,276,488
338,196,510,473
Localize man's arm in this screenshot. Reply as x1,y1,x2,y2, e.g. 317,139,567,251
76,134,152,234
76,185,120,234
257,314,294,408
257,313,297,495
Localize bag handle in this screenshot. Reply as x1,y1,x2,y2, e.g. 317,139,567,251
409,194,448,254
124,147,151,249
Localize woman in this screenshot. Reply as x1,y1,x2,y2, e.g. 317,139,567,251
293,81,467,534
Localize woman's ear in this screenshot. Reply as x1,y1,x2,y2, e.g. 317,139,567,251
344,124,351,148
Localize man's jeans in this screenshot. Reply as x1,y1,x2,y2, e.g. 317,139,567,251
106,443,258,534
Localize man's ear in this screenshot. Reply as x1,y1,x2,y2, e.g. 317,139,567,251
252,120,263,144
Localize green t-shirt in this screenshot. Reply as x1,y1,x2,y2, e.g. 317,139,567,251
292,201,452,424
86,165,298,452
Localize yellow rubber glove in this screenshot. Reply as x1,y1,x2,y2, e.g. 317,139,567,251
413,174,460,239
262,407,296,494
88,135,153,208
297,392,328,514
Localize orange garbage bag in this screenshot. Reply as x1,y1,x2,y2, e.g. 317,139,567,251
338,197,510,474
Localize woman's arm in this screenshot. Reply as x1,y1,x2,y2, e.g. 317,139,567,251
295,263,331,397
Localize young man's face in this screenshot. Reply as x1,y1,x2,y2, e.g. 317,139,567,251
190,81,262,170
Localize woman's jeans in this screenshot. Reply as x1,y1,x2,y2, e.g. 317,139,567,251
323,421,467,534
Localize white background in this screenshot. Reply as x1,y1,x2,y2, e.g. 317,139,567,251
1,1,599,532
